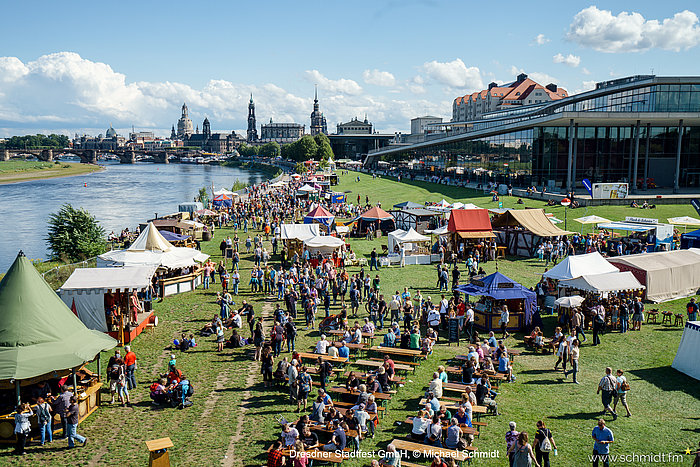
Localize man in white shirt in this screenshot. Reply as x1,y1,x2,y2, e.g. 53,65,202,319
315,335,330,354
465,305,475,342
231,311,242,329
428,372,443,399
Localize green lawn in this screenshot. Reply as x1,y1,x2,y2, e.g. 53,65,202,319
0,160,101,184
3,171,698,466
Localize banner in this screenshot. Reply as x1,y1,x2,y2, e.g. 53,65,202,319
592,183,628,199
691,199,700,217
582,178,593,197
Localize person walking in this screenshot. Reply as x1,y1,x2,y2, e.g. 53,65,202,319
613,369,632,417
564,338,580,384
591,419,613,467
597,367,618,420
65,396,88,448
619,299,629,333
51,384,72,438
124,345,137,390
507,431,540,467
505,421,520,467
533,420,557,467
35,396,53,445
592,303,605,346
571,308,586,342
687,297,699,322
499,305,511,339
631,297,644,331
13,403,32,455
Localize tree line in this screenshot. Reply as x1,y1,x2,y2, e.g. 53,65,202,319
1,134,70,150
237,133,334,162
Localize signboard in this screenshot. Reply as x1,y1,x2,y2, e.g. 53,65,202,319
582,178,593,197
447,318,460,345
592,183,628,199
497,282,514,289
625,216,658,224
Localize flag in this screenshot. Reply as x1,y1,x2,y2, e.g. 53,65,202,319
691,199,700,217
582,178,593,197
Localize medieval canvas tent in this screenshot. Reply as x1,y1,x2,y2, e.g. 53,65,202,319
356,207,395,234
303,235,346,255
491,208,574,256
280,223,320,242
212,193,233,208
0,252,117,384
672,321,700,381
543,252,618,281
607,249,700,302
59,266,156,332
559,271,646,294
447,209,495,239
304,206,335,231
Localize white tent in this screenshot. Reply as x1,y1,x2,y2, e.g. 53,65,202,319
58,266,155,332
543,252,618,281
668,216,700,226
279,223,320,241
672,321,700,381
213,188,237,197
303,235,345,255
575,215,612,225
335,225,350,235
98,222,209,269
387,229,407,253
388,228,430,252
270,180,287,187
400,228,430,243
559,271,645,293
298,184,317,193
424,225,449,236
461,203,481,210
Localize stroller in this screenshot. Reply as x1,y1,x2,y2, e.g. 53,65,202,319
319,313,343,334
171,380,194,408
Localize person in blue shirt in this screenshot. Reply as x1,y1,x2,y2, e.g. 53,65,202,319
428,392,440,413
337,342,350,359
499,353,514,382
383,330,396,347
591,419,614,467
487,331,498,348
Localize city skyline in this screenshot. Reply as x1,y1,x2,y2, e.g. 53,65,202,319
1,1,700,138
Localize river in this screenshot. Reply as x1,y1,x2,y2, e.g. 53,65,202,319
0,161,268,272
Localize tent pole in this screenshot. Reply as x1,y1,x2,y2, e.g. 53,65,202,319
72,368,78,393
15,380,21,406
97,353,102,382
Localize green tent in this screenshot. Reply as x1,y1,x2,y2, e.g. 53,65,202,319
0,252,117,381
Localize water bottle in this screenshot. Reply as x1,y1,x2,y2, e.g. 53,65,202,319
553,448,558,456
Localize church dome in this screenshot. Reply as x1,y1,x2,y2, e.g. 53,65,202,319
105,125,117,138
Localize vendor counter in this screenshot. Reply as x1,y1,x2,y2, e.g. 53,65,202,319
0,381,102,443
158,270,203,297
382,253,441,266
473,302,525,333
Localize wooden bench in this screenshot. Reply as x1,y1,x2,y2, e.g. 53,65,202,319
369,357,420,367
418,398,487,420
661,311,673,325
390,438,475,462
353,359,414,373
332,400,386,418
674,313,684,326
370,346,425,361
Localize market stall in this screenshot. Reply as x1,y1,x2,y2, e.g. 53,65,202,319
59,266,157,344
356,207,395,235
303,236,346,267
543,252,618,281
212,193,233,208
386,228,433,265
280,223,320,257
393,201,424,209
681,229,700,249
304,206,335,233
597,217,674,252
388,208,442,234
455,272,537,332
0,252,117,442
608,249,700,302
447,208,495,256
491,208,574,257
559,271,645,296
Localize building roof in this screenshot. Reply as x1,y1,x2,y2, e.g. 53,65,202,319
447,209,492,232
360,206,393,220
491,208,574,237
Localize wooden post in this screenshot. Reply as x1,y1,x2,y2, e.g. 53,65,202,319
15,380,21,406
97,353,102,382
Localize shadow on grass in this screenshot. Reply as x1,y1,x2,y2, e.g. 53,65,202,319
549,411,602,420
629,366,700,401
651,327,684,332
522,378,563,385
518,369,556,375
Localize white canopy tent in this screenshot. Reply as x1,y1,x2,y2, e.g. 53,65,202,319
559,271,645,293
279,223,320,241
58,266,155,332
387,228,430,253
298,184,317,193
213,188,239,197
387,229,407,253
543,252,619,281
575,215,612,225
303,235,345,255
424,225,449,236
672,321,700,381
98,222,209,269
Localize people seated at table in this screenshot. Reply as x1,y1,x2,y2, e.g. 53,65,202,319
411,409,430,441
425,414,443,447
315,334,330,354
476,377,499,415
280,423,299,448
337,342,350,359
327,343,339,358
345,371,360,391
427,372,443,399
267,440,286,467
300,425,319,451
322,420,348,452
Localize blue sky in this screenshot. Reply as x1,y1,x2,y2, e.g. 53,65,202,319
0,1,699,137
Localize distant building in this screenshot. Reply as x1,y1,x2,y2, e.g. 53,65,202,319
337,116,373,135
177,103,194,138
453,73,568,122
411,116,443,135
247,95,258,143
186,117,241,152
310,86,328,135
260,119,304,144
73,125,126,151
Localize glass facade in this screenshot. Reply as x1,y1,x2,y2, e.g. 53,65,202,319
374,78,700,189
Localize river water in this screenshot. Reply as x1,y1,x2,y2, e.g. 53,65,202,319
0,161,267,272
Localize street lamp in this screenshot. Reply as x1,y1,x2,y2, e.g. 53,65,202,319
560,197,571,230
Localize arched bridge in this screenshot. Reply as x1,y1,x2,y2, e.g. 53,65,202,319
1,148,186,164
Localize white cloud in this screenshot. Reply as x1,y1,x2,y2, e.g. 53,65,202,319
421,58,483,90
534,34,549,45
362,69,396,87
567,6,700,52
303,70,363,95
582,67,591,75
572,80,598,95
553,53,581,67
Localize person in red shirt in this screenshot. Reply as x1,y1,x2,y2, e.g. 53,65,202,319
267,440,286,467
123,345,137,390
383,354,395,371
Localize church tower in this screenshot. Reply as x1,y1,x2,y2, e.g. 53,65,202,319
310,85,327,136
203,117,211,140
177,102,194,138
247,94,258,143
170,125,176,139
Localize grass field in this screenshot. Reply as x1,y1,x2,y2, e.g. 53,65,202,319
0,160,101,184
3,171,698,466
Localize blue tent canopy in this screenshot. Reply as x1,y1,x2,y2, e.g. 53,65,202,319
681,229,700,249
158,230,191,242
455,272,537,325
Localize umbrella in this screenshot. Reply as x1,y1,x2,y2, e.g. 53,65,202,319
196,209,217,216
574,215,612,224
668,216,700,233
554,295,585,308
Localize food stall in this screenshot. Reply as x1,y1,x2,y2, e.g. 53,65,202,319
491,208,574,257
447,209,495,255
597,217,674,253
356,207,395,235
280,223,321,257
0,252,117,442
304,206,335,233
455,272,537,332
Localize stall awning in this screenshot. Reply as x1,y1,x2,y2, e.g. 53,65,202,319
543,252,618,281
280,224,320,241
597,222,654,232
447,209,492,233
457,231,497,239
491,208,574,237
60,267,155,292
559,271,645,293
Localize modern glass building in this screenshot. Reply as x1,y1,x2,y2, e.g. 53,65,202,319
365,76,700,193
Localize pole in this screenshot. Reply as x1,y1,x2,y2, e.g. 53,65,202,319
97,353,102,382
564,205,567,231
632,120,640,194
673,119,684,193
566,119,574,192
572,123,578,192
643,123,650,191
15,380,21,406
72,368,78,394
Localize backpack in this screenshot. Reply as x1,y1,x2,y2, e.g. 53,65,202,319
539,429,552,452
620,378,631,392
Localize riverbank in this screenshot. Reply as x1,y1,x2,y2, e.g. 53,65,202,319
0,160,102,184
221,159,282,179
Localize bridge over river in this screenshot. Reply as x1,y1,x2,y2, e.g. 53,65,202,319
1,148,197,164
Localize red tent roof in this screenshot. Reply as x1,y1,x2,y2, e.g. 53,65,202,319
306,206,334,219
213,194,231,201
448,209,492,232
360,206,393,220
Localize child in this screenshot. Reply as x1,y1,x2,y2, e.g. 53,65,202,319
534,331,544,351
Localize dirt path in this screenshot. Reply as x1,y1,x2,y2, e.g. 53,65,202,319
221,301,273,466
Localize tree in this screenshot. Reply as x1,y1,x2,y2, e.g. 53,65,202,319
260,142,281,158
197,186,209,205
238,143,258,157
316,137,334,163
46,204,106,262
296,135,318,161
294,162,307,174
